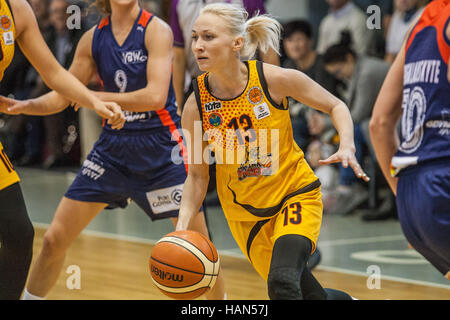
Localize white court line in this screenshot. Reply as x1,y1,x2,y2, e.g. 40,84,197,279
318,234,407,247
316,265,450,290
32,223,449,291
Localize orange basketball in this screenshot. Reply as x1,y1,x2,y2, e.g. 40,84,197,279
149,230,220,300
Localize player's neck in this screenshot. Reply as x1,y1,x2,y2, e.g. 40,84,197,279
208,60,248,100
110,3,141,29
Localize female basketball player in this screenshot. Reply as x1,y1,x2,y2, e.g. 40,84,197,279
370,0,450,279
7,0,225,300
176,3,369,299
0,0,124,300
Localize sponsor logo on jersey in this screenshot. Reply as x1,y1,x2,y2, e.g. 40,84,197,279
121,49,148,65
208,112,223,127
81,159,105,181
425,109,450,136
123,111,151,122
2,31,13,46
146,184,184,214
204,101,222,112
247,86,263,105
253,102,270,120
0,15,11,31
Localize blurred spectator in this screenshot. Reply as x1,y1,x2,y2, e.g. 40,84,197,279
282,19,342,147
0,0,52,165
322,34,390,216
170,0,275,112
317,0,374,56
385,0,424,64
36,0,85,168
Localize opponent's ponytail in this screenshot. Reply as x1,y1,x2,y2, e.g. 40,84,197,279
200,3,281,59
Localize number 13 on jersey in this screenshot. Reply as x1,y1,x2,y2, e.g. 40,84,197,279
281,202,302,226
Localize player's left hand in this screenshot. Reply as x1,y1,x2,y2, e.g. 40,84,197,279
318,146,370,182
0,95,32,115
93,101,126,130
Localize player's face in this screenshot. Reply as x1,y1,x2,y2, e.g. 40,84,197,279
110,0,137,7
324,54,355,81
283,32,312,61
192,13,240,72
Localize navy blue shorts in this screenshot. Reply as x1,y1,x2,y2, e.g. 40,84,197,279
65,127,187,221
396,159,450,276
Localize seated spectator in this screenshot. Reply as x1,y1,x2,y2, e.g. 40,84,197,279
34,0,85,168
281,19,341,148
385,0,425,63
321,35,391,216
317,0,375,56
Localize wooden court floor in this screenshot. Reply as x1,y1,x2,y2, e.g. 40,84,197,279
28,227,450,300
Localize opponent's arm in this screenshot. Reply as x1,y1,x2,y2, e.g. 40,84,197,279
175,93,210,231
368,42,406,195
10,0,123,123
92,17,174,112
263,63,369,182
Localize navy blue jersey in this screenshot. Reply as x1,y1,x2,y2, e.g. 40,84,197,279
92,9,180,131
391,1,450,175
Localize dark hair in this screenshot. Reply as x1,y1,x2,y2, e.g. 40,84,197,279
283,19,313,39
86,0,111,15
322,30,356,65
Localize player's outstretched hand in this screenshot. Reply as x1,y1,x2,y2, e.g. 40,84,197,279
93,101,125,130
0,95,31,115
319,146,370,182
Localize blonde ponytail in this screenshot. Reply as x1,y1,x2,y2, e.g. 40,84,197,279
243,14,281,58
200,3,281,59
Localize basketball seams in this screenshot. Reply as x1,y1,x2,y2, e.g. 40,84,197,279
151,232,220,298
150,255,216,277
158,235,218,263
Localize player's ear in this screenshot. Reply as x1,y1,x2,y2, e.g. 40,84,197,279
232,35,244,53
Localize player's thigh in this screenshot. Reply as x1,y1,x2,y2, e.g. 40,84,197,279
272,187,323,253
227,218,274,281
43,197,107,251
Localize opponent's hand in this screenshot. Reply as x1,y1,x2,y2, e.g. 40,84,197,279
93,101,125,130
319,146,370,182
0,95,31,115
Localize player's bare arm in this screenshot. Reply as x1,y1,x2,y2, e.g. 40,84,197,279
175,94,210,231
0,13,124,129
263,62,369,182
92,17,174,112
369,38,408,194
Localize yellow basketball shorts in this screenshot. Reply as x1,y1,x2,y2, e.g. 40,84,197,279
0,142,19,191
226,186,322,281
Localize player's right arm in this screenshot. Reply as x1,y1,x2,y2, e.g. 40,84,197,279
175,93,210,231
368,42,405,195
1,0,124,127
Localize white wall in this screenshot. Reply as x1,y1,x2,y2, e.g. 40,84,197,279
265,0,309,22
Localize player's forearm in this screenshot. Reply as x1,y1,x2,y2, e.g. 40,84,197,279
93,88,168,112
329,101,356,152
25,91,71,115
41,66,102,112
176,174,209,231
173,47,187,112
369,117,399,194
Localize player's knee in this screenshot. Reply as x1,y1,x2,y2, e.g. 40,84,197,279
267,267,302,300
41,230,67,259
8,212,34,253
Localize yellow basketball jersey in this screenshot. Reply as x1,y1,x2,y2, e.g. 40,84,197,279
193,60,320,221
0,0,15,81
0,141,19,190
0,0,19,190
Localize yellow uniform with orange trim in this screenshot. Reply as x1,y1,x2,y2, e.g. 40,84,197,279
0,0,19,191
193,60,322,280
